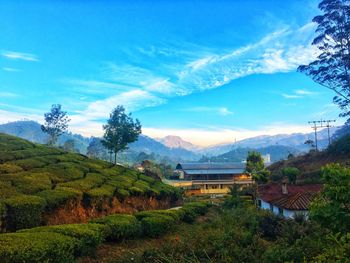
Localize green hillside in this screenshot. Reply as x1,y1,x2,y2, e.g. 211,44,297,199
268,134,350,183
0,133,180,232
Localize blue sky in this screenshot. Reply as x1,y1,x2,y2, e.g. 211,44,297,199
0,0,343,146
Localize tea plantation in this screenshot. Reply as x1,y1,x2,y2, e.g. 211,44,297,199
0,202,209,262
0,133,181,232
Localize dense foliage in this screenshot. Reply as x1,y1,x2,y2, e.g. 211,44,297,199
0,203,209,262
0,133,180,231
246,151,270,184
299,0,350,117
41,104,70,145
102,105,142,164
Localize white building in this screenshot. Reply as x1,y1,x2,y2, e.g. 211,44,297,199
257,182,322,218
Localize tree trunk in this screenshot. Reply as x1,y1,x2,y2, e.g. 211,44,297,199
114,152,117,165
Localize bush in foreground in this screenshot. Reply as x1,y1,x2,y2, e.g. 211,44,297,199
0,232,77,263
19,223,106,256
4,195,46,231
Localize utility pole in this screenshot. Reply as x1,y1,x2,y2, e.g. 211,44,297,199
320,120,336,145
308,121,321,150
308,119,336,150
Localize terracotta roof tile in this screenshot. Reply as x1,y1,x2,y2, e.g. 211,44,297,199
258,183,322,210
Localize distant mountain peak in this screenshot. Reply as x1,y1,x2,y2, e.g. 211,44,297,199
158,135,198,150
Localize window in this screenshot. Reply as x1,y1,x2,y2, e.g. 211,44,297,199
278,208,283,215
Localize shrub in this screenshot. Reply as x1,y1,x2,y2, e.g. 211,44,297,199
19,223,106,256
44,162,86,182
11,172,51,194
90,214,141,241
152,181,180,200
0,232,77,263
0,201,6,231
4,195,46,230
58,173,105,191
35,187,82,210
0,181,18,198
129,186,144,196
182,202,208,216
12,158,47,170
138,174,155,183
135,210,181,222
0,163,23,174
140,214,176,237
86,184,116,200
115,188,130,200
281,167,300,184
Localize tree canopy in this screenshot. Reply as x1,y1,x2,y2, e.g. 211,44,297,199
298,0,350,116
310,163,350,233
102,106,142,165
245,151,269,184
41,104,70,145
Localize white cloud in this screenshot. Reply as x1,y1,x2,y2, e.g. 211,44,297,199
2,51,39,62
282,89,318,99
0,92,19,98
186,106,233,116
0,109,42,124
2,67,20,72
81,89,166,119
282,93,303,99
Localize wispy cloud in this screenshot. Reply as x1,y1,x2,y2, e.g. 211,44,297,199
2,67,20,72
282,89,318,99
80,89,166,120
0,92,19,98
2,50,39,62
63,22,318,132
185,106,233,116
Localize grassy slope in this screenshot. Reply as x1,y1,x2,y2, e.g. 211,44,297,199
268,139,350,183
0,133,180,231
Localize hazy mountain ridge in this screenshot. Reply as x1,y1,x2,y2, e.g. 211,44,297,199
0,121,200,162
196,128,339,156
0,120,341,163
156,135,199,151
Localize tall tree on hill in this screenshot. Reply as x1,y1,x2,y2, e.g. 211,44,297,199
245,151,269,184
102,106,142,165
298,0,350,116
41,104,70,146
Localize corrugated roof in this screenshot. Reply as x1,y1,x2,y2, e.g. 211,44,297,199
176,162,245,170
184,169,244,175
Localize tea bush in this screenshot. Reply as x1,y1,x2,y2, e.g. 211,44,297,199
4,195,46,230
19,223,106,256
90,214,141,241
140,214,176,237
0,163,23,174
58,172,105,191
0,232,77,263
35,187,82,210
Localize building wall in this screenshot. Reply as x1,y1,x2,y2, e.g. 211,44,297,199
258,198,308,219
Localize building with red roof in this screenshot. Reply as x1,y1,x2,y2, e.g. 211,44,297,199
257,182,322,218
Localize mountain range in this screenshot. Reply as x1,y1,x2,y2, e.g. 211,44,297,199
0,120,340,164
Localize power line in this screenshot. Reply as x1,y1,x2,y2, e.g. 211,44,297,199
308,119,336,150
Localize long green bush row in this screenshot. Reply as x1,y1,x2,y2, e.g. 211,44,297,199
0,133,180,231
0,202,209,263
